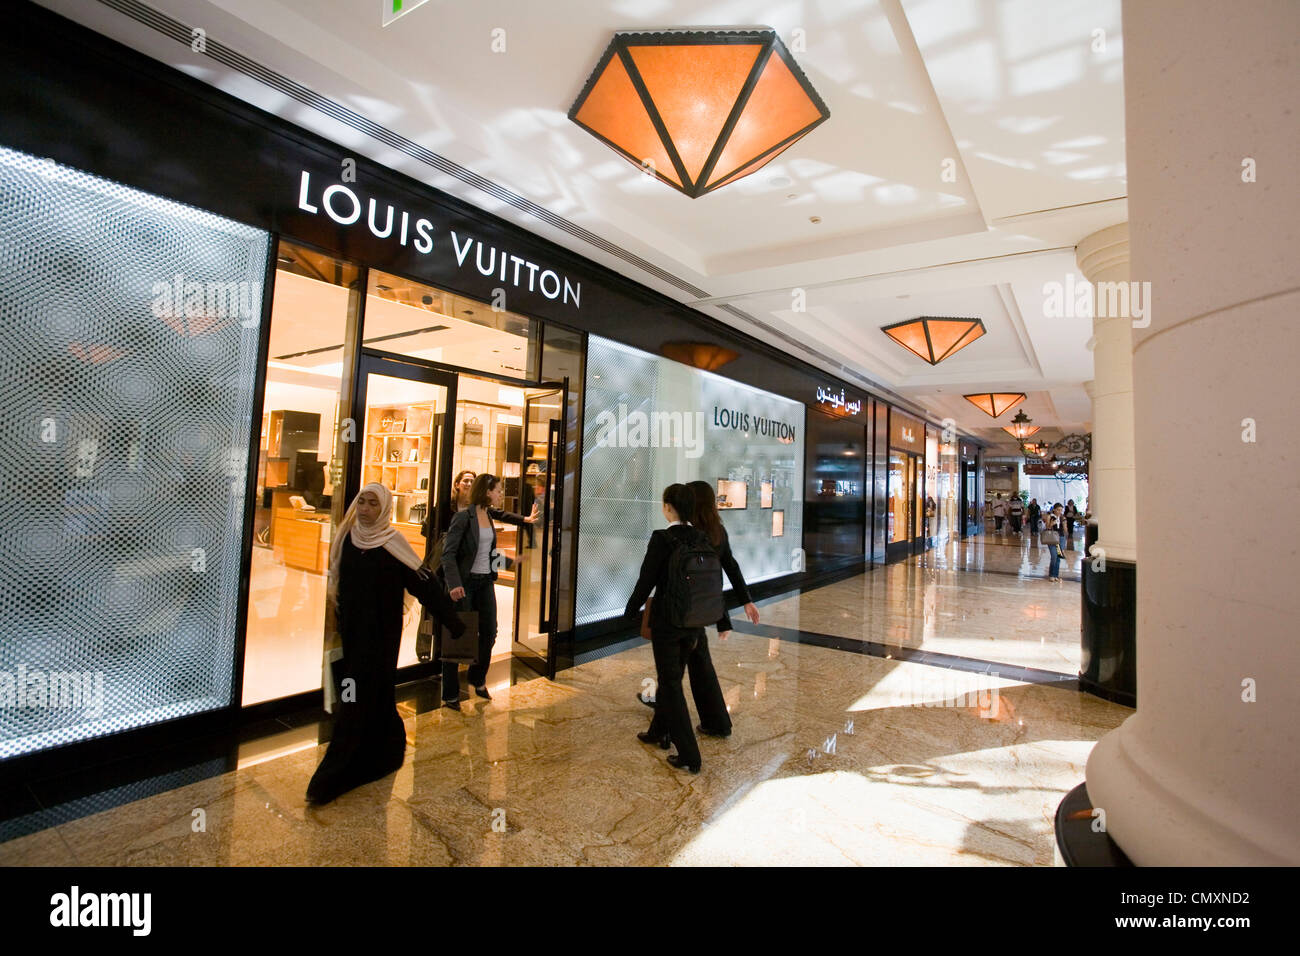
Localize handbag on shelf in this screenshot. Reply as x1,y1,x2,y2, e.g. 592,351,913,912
463,416,484,446
408,502,427,524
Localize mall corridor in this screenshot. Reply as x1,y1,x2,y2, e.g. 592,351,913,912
0,0,1295,921
0,549,1121,867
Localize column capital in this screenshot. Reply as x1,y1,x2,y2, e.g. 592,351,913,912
1076,222,1130,284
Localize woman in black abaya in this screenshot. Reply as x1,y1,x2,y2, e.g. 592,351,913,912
306,482,464,805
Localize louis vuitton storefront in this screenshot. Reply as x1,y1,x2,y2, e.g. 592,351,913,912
2,2,942,773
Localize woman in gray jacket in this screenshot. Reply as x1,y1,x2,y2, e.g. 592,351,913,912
439,473,537,709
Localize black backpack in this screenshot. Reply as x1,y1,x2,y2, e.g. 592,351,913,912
662,527,724,628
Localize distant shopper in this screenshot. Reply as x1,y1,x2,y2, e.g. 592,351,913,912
1008,495,1024,534
992,494,1007,532
635,480,760,740
520,472,547,547
1043,512,1063,581
1064,500,1079,538
1027,498,1041,535
450,470,476,515
625,484,729,774
306,483,463,805
439,473,538,708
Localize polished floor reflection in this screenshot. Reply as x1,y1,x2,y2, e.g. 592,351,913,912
0,543,1128,866
766,531,1087,674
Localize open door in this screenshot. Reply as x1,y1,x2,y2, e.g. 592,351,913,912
348,353,458,669
513,385,566,677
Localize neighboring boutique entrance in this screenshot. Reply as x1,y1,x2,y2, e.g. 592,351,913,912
241,240,576,707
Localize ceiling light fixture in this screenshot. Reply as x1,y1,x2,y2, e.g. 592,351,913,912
963,392,1027,418
660,341,740,371
882,316,986,365
568,29,830,198
1002,409,1040,439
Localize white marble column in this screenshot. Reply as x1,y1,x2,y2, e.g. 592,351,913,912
1076,225,1136,563
1085,0,1300,864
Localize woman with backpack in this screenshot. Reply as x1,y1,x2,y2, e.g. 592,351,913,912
638,479,760,739
624,483,729,774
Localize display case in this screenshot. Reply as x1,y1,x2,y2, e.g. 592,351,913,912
717,478,748,510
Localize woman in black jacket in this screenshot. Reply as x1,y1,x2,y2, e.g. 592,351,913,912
625,483,730,773
306,482,464,805
638,480,760,739
439,473,537,709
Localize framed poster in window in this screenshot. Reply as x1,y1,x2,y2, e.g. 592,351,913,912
717,478,747,509
772,510,784,537
760,480,773,509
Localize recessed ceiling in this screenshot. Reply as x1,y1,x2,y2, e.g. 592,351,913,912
44,0,1125,434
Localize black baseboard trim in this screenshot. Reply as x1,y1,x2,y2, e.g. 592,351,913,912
1077,675,1136,709
1055,782,1134,866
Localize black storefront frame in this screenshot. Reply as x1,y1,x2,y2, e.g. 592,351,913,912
0,1,978,774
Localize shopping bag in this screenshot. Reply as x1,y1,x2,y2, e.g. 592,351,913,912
440,611,480,662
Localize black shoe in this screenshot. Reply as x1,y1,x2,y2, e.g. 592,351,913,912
441,699,460,712
667,754,700,773
473,685,492,700
637,731,671,750
636,692,656,708
696,724,731,738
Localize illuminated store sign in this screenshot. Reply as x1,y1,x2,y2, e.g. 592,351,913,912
815,385,862,416
890,411,924,451
295,171,581,309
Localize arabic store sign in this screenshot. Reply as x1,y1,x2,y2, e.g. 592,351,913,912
815,385,863,417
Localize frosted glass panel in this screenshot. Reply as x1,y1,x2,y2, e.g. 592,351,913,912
576,336,804,626
0,146,268,758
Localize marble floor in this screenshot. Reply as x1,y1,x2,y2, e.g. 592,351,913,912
0,541,1130,866
762,530,1089,674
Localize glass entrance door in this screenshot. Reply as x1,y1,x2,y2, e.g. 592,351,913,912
514,387,565,677
348,355,458,669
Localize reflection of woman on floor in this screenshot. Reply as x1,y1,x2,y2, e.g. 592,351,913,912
306,482,464,805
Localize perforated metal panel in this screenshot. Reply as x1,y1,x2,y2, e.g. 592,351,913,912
0,146,268,759
576,336,804,626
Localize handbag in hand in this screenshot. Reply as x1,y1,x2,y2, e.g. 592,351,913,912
439,611,480,662
639,596,653,640
1041,529,1059,544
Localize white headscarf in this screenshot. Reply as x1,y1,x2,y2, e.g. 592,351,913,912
327,482,424,606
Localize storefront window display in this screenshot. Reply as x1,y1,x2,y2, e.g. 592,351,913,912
575,336,804,626
888,410,925,550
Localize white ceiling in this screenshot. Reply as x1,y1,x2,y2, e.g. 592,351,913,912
42,0,1127,446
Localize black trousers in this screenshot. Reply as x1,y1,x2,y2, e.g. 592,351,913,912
649,629,701,767
649,630,731,737
442,573,496,700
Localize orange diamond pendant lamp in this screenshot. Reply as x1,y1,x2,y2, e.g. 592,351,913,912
568,29,830,198
963,392,1027,418
881,316,986,365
